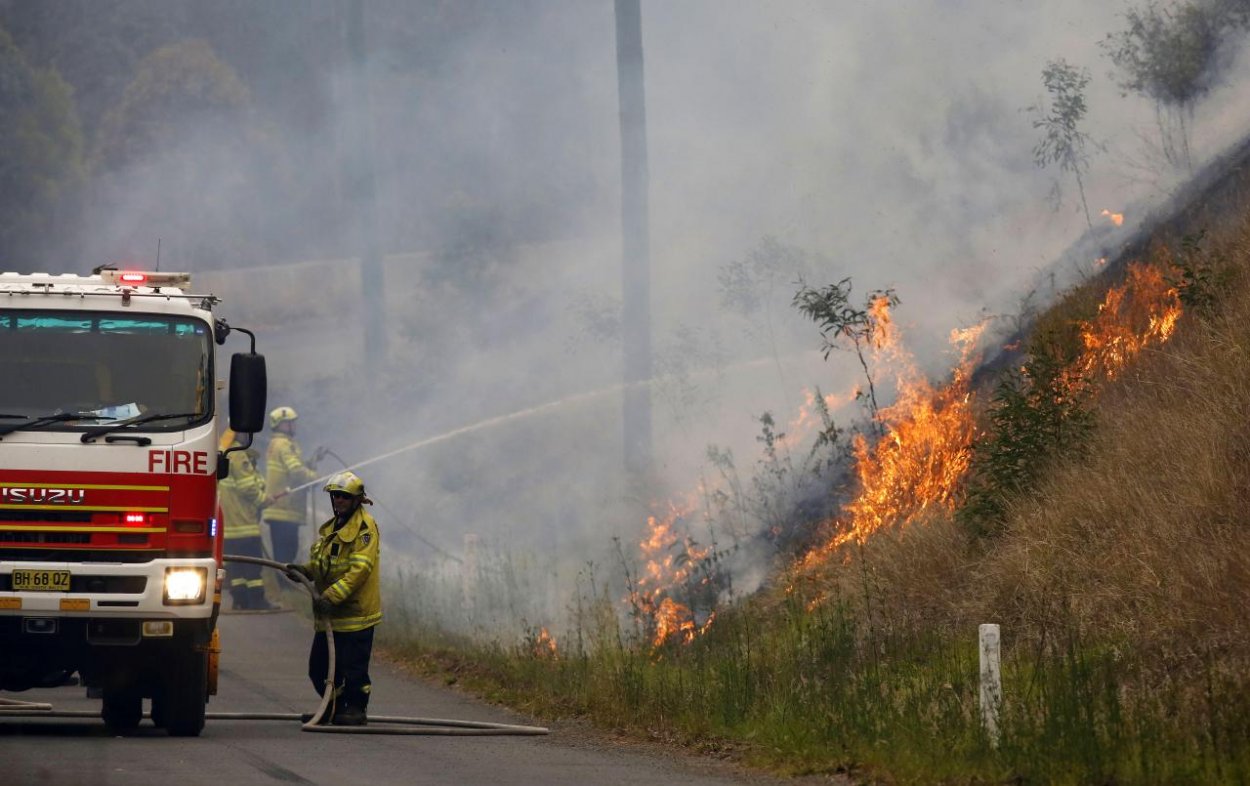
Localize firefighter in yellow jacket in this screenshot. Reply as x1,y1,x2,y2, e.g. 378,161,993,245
285,470,381,726
219,430,274,610
263,406,319,564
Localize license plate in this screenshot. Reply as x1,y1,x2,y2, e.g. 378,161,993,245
11,569,71,592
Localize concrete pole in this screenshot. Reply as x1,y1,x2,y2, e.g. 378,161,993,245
614,0,653,484
979,623,1003,747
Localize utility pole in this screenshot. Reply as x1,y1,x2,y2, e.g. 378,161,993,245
615,0,653,483
345,0,387,362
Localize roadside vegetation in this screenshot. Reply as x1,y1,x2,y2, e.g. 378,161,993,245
382,179,1250,786
376,10,1250,783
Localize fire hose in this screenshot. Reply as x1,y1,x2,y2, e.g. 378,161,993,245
0,556,548,737
223,554,548,736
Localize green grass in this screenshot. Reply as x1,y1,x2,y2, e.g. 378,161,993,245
377,206,1250,784
381,579,1250,784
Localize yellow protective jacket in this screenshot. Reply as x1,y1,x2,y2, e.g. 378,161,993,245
299,507,382,632
264,433,317,524
219,448,265,540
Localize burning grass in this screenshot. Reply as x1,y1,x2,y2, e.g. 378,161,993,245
385,211,1250,783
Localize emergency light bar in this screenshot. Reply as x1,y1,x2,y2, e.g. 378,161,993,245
99,270,192,289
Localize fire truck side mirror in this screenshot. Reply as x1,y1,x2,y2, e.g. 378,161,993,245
229,353,268,434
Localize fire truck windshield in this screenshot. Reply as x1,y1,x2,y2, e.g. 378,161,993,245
0,310,212,430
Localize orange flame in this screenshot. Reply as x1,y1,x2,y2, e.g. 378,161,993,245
632,496,712,647
868,293,900,351
1068,263,1181,386
531,627,558,659
1100,209,1125,227
801,261,1182,574
802,313,985,560
778,385,859,451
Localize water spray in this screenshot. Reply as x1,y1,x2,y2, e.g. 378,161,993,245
285,350,822,499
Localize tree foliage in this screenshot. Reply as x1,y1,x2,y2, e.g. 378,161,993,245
792,277,899,429
719,236,815,401
960,308,1097,537
0,25,85,265
960,350,1093,537
93,38,250,172
1030,59,1094,227
1101,0,1250,169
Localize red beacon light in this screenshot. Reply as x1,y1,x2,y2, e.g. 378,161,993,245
99,270,192,289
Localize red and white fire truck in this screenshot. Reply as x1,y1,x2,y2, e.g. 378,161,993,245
0,268,266,736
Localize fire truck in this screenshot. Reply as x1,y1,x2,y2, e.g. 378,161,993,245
0,268,266,736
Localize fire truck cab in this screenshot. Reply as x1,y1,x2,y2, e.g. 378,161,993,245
0,269,266,736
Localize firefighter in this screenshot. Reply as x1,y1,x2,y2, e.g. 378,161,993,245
285,470,381,726
218,430,275,611
263,406,319,565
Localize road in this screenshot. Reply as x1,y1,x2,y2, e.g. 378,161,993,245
0,610,765,786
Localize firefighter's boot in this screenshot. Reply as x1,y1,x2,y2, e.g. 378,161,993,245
331,705,366,726
331,685,368,726
247,585,275,611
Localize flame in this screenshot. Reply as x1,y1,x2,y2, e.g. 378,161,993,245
1095,257,1107,267
801,261,1182,574
648,262,1183,631
1100,209,1125,227
1068,263,1181,385
632,496,712,647
778,385,859,451
802,313,985,560
531,627,558,659
867,293,900,350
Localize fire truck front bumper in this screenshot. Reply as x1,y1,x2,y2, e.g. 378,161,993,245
0,557,219,619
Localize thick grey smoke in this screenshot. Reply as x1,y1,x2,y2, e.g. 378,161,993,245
46,2,1250,637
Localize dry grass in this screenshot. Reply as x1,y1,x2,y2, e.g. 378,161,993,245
979,295,1250,659
809,208,1250,689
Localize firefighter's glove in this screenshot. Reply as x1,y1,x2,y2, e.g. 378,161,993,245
284,563,310,582
310,444,330,469
312,595,335,617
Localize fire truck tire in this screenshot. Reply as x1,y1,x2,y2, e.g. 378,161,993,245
101,688,142,731
158,650,208,737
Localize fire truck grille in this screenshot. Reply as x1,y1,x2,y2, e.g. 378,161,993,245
0,531,91,545
0,574,147,593
0,511,93,523
0,549,158,563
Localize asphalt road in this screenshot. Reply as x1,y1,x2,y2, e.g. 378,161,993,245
0,610,764,786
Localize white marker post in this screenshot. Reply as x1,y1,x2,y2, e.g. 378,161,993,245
979,623,1002,747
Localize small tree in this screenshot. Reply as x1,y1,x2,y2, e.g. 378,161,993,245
1101,1,1226,170
792,277,898,433
1030,59,1094,228
718,235,812,400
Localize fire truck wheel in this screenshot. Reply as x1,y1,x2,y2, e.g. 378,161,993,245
157,650,207,737
101,688,142,731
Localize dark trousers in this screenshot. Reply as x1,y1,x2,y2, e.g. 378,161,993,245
265,519,301,564
226,535,265,608
308,626,374,711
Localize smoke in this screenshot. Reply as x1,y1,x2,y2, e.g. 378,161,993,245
39,2,1250,637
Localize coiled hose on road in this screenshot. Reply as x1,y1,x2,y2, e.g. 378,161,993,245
225,554,548,736
0,556,548,737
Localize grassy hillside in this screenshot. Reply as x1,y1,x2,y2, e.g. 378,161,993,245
381,189,1250,784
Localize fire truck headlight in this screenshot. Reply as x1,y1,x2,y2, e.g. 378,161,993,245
163,567,207,605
